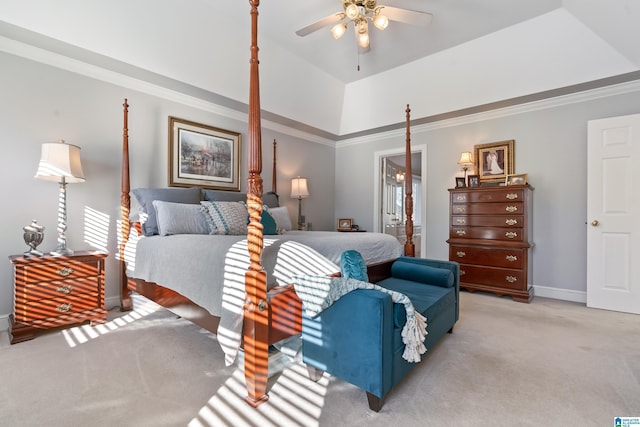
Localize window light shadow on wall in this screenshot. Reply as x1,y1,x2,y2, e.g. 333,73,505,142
83,206,109,253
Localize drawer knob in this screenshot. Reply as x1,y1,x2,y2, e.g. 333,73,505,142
456,195,467,202
505,206,518,213
56,267,74,277
56,285,73,294
456,251,466,258
506,276,517,283
505,231,518,239
454,207,466,213
56,303,73,313
506,255,518,262
456,229,466,236
506,193,519,200
505,218,518,226
455,218,466,225
460,270,466,276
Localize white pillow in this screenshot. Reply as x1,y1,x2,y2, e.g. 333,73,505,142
152,200,209,236
200,201,249,235
268,206,293,231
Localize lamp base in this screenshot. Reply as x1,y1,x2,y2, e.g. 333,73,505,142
51,248,74,257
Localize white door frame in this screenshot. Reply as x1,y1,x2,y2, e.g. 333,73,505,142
373,145,427,257
587,113,640,314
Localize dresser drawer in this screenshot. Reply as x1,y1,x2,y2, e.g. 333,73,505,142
450,245,524,268
16,292,100,322
451,202,523,215
451,215,523,227
450,227,524,242
17,259,100,284
459,264,525,290
451,189,524,204
17,277,100,303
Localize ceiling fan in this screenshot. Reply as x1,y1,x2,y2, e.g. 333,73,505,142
295,0,432,52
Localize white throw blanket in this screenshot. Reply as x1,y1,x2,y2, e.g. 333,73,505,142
292,275,428,363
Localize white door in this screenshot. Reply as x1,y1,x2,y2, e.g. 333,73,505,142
587,113,640,314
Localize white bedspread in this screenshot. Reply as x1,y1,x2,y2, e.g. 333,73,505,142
126,230,403,364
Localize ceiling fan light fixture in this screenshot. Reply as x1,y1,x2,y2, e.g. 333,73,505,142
331,22,348,39
345,3,360,20
357,31,370,48
355,19,370,48
373,12,389,30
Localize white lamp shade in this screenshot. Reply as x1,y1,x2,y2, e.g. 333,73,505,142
458,151,473,166
35,141,85,183
290,177,310,198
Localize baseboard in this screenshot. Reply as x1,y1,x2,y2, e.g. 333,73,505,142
105,295,122,311
533,285,586,304
0,314,10,334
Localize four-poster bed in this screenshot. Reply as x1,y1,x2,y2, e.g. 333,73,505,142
117,0,416,406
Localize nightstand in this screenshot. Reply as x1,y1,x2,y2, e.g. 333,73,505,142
9,251,108,344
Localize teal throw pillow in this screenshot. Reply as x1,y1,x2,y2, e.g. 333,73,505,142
340,250,369,282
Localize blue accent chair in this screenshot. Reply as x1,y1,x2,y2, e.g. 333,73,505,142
301,256,460,411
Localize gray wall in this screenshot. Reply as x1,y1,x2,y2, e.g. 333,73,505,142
336,88,640,300
0,52,335,319
2,46,639,323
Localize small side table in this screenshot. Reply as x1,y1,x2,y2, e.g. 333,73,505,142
9,251,108,344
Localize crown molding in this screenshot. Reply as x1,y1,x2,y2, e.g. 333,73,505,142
336,75,640,148
2,20,639,150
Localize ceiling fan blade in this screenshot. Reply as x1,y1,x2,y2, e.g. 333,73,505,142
379,6,432,26
296,13,345,37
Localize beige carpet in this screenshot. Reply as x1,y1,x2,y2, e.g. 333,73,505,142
1,292,638,427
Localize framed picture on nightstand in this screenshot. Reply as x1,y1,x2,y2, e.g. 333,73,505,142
338,218,353,231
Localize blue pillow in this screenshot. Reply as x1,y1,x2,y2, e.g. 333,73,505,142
260,209,278,235
391,258,454,288
132,187,201,236
340,250,369,282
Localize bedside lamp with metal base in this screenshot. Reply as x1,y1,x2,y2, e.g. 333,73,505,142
35,140,85,256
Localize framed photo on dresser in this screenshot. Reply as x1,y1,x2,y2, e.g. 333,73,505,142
474,140,514,185
468,174,480,188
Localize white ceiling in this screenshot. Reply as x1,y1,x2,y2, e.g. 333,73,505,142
0,0,639,137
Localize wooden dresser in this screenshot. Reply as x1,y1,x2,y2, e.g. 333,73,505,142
9,251,108,344
447,185,533,302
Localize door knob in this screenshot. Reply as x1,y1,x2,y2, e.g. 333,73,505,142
591,220,599,226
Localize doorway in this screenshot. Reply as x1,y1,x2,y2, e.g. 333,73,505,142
587,113,640,314
373,146,427,257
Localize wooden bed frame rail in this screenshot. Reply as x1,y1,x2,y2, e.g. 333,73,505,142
117,0,414,407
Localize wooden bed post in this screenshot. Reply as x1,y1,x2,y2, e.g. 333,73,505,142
272,139,277,194
404,104,415,257
120,99,132,311
244,0,269,407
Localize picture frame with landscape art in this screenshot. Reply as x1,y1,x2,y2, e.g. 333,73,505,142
169,116,241,191
474,140,515,184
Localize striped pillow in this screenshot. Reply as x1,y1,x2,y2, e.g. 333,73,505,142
200,201,248,235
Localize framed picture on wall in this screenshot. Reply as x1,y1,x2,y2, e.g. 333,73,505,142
168,116,241,191
473,140,515,184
